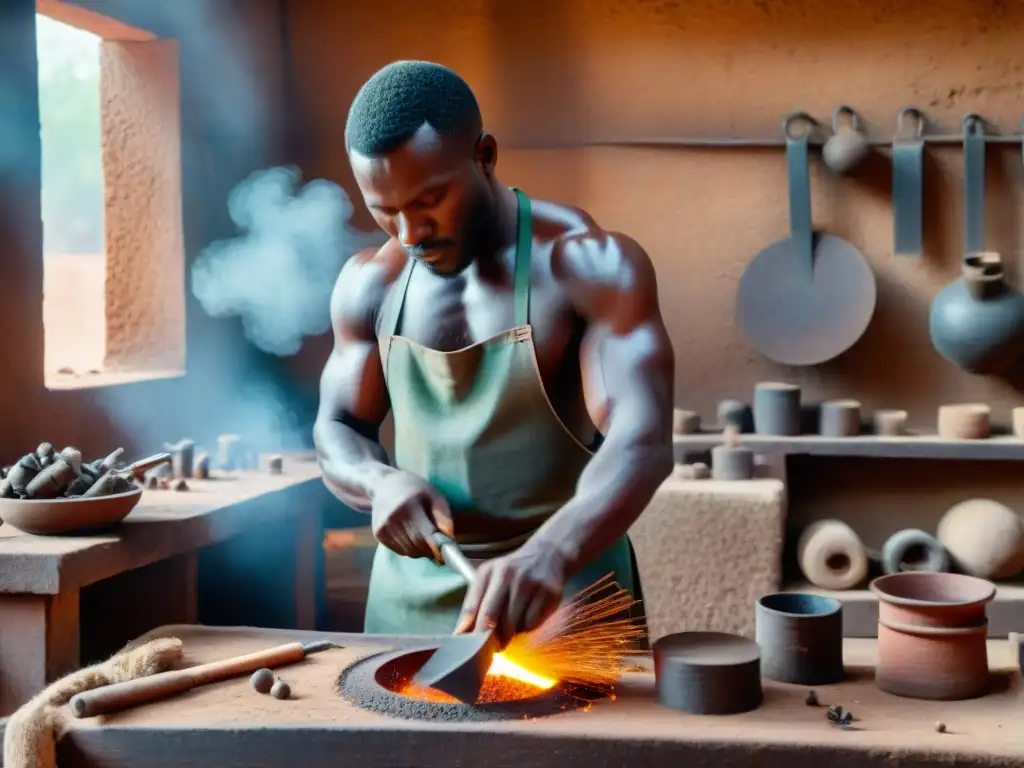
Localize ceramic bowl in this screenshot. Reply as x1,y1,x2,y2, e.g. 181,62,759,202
0,487,143,535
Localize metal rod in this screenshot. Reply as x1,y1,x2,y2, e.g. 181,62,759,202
505,134,1024,151
432,532,477,585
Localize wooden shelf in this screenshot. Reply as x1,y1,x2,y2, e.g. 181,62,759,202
782,580,1024,638
673,433,1024,461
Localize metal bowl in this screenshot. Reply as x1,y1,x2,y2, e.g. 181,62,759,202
0,487,143,535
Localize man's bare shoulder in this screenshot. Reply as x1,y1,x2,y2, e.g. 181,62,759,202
330,240,409,338
532,198,652,294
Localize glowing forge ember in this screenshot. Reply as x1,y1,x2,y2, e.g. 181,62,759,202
398,651,557,704
397,574,645,705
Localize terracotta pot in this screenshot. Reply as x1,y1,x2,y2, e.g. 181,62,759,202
870,572,995,700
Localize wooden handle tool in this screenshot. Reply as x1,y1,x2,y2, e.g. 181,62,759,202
69,640,338,719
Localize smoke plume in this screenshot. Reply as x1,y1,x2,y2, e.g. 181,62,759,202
191,166,380,355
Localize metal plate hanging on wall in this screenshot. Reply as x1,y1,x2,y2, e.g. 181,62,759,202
736,113,877,367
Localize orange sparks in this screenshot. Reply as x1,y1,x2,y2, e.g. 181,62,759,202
398,574,645,705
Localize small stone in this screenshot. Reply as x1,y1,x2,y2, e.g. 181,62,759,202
250,668,275,694
270,679,291,700
935,721,946,733
805,690,818,706
174,479,189,492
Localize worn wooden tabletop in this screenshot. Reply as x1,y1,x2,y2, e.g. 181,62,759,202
55,624,1024,768
0,456,324,594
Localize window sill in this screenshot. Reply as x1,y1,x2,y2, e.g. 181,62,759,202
45,368,186,391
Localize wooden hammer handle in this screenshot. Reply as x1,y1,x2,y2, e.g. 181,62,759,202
69,641,307,718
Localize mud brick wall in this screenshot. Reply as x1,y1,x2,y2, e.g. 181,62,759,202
629,479,785,641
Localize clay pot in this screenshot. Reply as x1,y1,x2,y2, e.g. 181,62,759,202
752,382,800,436
937,499,1024,581
870,572,995,700
797,519,869,590
928,252,1024,375
880,528,950,575
755,593,844,685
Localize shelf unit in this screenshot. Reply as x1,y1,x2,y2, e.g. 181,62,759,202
673,434,1024,462
671,433,1024,637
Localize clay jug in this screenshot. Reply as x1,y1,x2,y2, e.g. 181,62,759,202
928,252,1024,375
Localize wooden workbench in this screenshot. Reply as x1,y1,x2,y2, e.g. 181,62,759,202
0,457,324,715
55,624,1024,768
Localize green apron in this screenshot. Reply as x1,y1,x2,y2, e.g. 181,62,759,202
365,188,637,635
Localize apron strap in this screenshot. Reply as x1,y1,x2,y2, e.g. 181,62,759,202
512,188,533,326
377,257,416,342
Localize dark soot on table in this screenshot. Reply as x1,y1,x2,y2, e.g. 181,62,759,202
336,649,605,723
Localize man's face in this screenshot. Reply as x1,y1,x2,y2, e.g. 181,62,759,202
350,124,492,275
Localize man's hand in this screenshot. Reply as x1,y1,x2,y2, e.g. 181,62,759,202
454,542,567,646
371,471,454,559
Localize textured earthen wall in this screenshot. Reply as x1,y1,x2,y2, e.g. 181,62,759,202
100,39,185,371
0,0,291,459
284,0,1024,428
284,0,1024,552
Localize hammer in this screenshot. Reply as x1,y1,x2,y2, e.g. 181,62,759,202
410,532,498,704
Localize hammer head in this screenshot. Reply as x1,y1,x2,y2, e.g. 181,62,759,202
411,631,498,704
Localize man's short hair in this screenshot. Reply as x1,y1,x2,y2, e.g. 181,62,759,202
345,60,483,157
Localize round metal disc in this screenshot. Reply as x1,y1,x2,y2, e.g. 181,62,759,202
736,234,877,366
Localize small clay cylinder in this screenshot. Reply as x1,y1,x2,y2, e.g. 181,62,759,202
753,382,801,436
194,452,211,479
672,409,701,435
880,528,950,575
268,454,284,475
165,439,195,479
653,632,762,715
711,426,754,481
217,434,244,469
873,409,908,436
1013,407,1024,438
818,399,862,438
755,593,844,686
717,399,753,433
797,519,870,591
937,404,990,440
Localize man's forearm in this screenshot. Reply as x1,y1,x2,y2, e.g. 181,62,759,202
526,433,673,578
313,418,396,512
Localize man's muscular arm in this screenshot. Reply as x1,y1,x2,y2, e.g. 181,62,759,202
313,252,398,512
528,228,675,575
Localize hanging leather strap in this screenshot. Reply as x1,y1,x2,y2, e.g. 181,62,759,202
784,114,815,282
963,114,986,255
511,188,533,326
892,107,924,257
